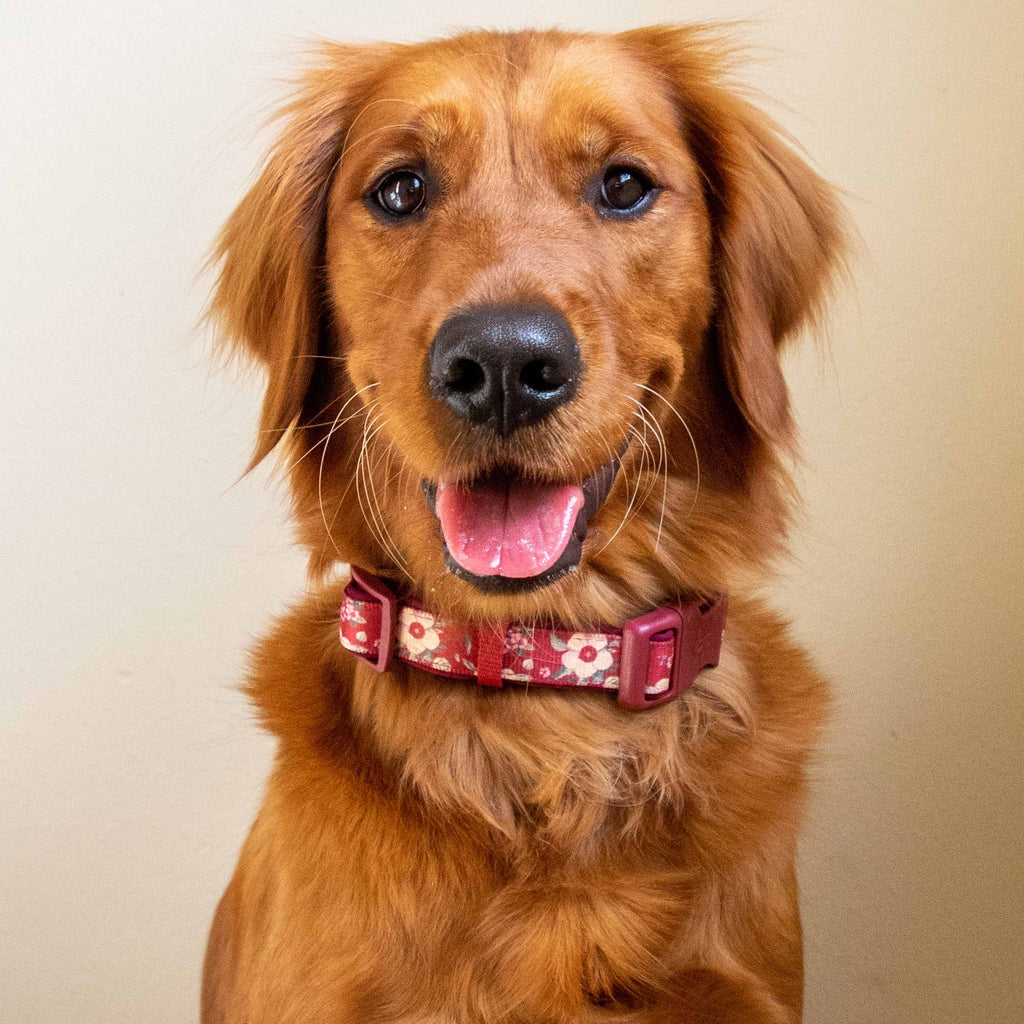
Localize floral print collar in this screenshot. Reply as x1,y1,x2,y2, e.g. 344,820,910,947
339,567,727,711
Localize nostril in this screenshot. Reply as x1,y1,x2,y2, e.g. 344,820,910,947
445,358,486,395
520,359,568,394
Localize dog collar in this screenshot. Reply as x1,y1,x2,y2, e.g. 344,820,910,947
339,567,727,710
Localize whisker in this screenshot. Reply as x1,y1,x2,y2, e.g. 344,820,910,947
257,381,349,434
360,414,409,572
629,398,669,551
598,415,634,512
358,413,411,576
261,352,350,370
285,404,374,472
631,382,701,518
354,413,383,558
632,406,664,516
598,409,653,553
355,411,388,558
587,419,620,477
317,382,379,557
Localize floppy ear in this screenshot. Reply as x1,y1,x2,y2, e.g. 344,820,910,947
209,44,390,467
623,26,846,445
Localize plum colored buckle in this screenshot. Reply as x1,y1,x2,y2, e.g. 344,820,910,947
349,566,397,672
617,597,728,710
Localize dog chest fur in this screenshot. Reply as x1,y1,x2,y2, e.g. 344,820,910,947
203,591,822,1022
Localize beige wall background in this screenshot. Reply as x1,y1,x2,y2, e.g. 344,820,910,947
2,0,1021,1021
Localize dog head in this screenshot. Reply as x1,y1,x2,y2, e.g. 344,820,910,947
210,27,844,626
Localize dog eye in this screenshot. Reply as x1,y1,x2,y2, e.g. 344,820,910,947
375,170,425,216
598,166,653,212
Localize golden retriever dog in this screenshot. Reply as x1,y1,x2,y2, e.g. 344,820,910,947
202,25,845,1023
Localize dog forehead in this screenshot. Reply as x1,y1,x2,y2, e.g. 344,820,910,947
349,33,683,166
516,37,679,137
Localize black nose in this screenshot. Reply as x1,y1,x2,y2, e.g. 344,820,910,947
427,305,581,434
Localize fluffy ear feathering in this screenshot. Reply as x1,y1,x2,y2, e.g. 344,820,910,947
208,43,395,469
628,27,845,447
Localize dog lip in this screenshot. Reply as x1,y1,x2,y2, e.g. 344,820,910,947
420,441,627,592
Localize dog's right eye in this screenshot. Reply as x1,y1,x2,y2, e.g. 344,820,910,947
374,170,425,217
596,165,657,217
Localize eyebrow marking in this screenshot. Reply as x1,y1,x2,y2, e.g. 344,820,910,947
576,123,615,160
340,97,421,166
338,122,427,170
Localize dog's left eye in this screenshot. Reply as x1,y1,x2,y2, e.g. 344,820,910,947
374,170,425,216
598,166,654,213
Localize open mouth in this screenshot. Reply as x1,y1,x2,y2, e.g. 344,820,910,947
421,450,624,593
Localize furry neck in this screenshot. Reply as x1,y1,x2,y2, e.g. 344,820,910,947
248,583,756,862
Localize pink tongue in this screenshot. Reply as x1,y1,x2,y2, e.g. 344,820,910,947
435,477,584,578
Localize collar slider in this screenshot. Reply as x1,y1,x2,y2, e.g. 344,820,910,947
348,566,397,672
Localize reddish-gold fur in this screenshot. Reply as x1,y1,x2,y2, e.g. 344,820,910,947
203,26,845,1023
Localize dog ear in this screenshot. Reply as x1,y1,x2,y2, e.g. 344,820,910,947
208,44,390,468
623,26,846,445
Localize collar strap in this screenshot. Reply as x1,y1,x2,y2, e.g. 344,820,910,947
339,567,727,711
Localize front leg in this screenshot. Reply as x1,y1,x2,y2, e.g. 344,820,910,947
201,879,240,1024
637,968,796,1024
656,860,805,1023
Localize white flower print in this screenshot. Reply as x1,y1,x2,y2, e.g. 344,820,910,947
401,609,441,656
560,633,613,679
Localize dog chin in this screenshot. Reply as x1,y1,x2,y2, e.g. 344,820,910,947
420,447,625,595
